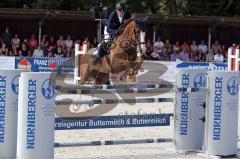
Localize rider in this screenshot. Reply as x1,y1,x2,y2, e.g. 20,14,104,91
92,2,131,65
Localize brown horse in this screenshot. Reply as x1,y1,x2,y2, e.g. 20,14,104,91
78,17,147,85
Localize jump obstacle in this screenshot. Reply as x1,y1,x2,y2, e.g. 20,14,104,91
74,43,87,85
228,47,240,71
0,66,239,159
54,138,173,147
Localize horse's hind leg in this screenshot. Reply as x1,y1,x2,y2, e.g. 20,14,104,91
95,73,110,84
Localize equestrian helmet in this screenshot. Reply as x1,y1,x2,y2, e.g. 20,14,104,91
116,2,126,12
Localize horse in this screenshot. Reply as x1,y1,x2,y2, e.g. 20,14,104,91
78,17,148,85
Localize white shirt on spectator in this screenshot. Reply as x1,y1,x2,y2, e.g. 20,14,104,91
33,48,44,57
213,53,224,63
154,41,164,53
198,44,208,53
65,40,73,48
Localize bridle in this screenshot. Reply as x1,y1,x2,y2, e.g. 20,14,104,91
121,23,145,56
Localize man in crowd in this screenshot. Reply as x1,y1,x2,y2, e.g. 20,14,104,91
1,27,12,55
213,51,224,63
198,40,208,54
154,36,164,59
32,46,44,57
211,40,222,54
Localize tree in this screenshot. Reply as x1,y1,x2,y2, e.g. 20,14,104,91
0,0,239,16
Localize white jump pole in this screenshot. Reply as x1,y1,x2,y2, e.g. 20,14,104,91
228,48,239,71
17,72,56,159
0,70,23,159
74,44,87,85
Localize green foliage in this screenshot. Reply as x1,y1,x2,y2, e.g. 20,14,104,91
0,0,239,16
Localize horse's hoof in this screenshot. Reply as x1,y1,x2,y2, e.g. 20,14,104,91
88,104,94,109
73,105,81,112
120,76,127,82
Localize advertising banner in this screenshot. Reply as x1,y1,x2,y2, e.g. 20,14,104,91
15,57,74,76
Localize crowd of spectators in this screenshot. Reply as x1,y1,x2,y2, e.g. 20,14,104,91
144,36,228,63
0,27,233,63
0,27,98,58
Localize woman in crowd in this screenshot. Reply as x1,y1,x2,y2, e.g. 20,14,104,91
91,37,98,48
19,39,29,57
49,36,57,48
65,47,73,57
12,34,20,56
65,35,73,49
145,39,153,60
190,40,198,53
206,49,214,62
164,39,172,60
46,45,56,57
0,43,7,56
55,46,64,58
57,35,65,48
41,35,49,55
198,49,206,61
172,41,181,54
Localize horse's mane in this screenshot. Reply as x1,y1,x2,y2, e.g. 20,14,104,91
122,19,135,36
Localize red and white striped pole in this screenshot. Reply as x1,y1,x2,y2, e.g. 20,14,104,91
228,47,239,71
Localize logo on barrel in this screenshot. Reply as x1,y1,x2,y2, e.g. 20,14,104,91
11,75,20,94
227,77,238,96
194,73,205,88
41,79,55,99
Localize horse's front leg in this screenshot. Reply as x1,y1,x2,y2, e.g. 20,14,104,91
128,55,144,83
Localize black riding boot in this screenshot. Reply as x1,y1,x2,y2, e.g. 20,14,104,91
92,41,106,65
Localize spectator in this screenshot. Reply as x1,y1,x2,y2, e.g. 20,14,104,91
190,40,198,54
12,34,20,56
83,37,90,49
32,46,44,57
190,51,198,61
211,40,222,54
198,40,208,54
55,46,64,57
46,46,56,57
154,36,164,59
222,44,227,60
65,35,73,49
145,39,153,60
181,42,190,52
206,49,214,62
91,37,98,48
8,49,14,56
179,48,189,61
170,50,179,61
28,34,38,52
164,40,172,60
49,36,57,48
198,50,206,61
57,35,65,48
19,39,29,57
173,41,181,53
1,27,12,55
0,43,7,56
65,47,73,57
213,52,224,63
41,35,49,53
